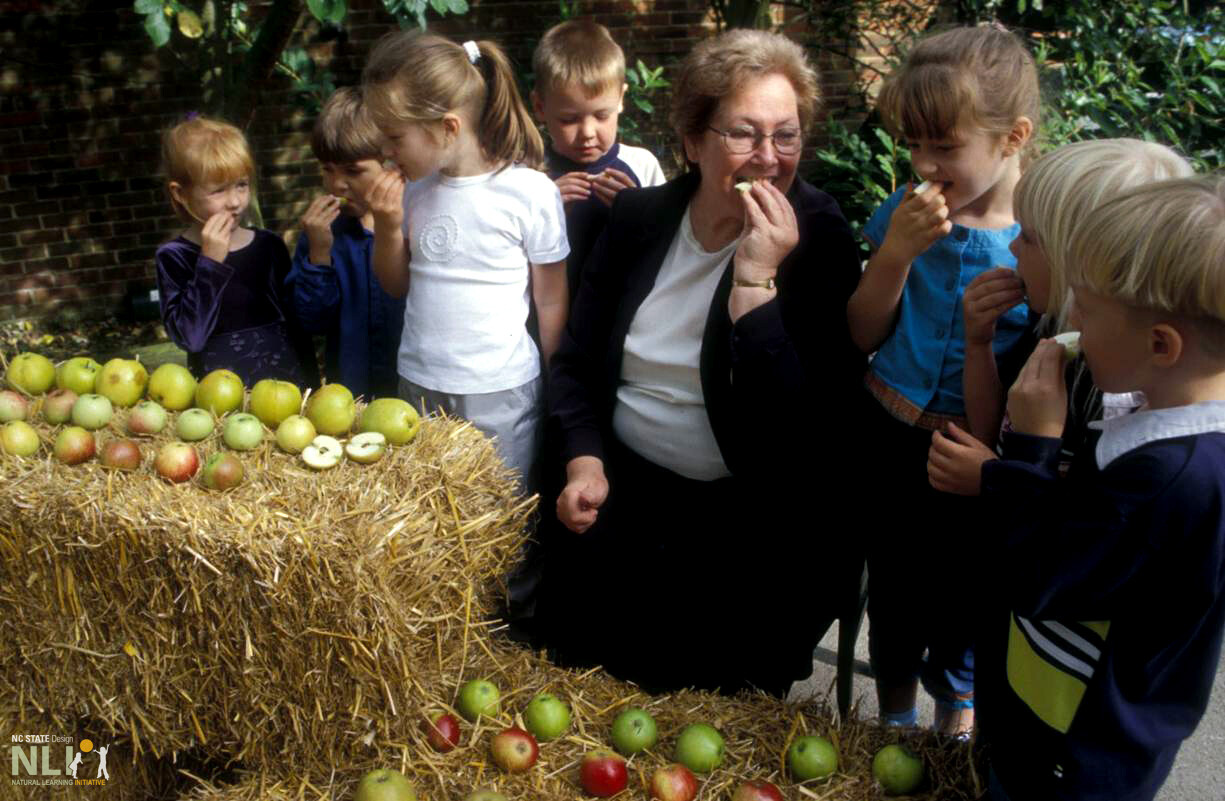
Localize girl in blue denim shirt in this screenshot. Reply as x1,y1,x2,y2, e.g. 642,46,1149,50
846,24,1038,736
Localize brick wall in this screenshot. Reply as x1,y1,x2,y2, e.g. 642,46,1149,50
0,0,884,322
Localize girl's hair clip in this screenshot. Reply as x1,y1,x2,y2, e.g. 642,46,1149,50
462,40,480,64
184,111,200,121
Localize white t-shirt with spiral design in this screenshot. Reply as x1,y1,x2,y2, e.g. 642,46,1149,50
398,165,569,394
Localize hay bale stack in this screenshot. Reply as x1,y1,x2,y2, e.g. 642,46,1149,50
1,411,533,779
168,643,982,801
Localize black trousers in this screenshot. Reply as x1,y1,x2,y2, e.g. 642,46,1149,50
534,436,851,697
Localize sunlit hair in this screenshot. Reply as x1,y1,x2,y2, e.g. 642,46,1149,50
311,87,385,164
1069,175,1225,357
533,19,626,98
162,117,254,222
363,32,544,171
878,25,1038,157
1015,139,1192,331
670,29,819,164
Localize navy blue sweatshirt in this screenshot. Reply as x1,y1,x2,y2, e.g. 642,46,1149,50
545,142,663,300
980,421,1225,801
286,214,405,400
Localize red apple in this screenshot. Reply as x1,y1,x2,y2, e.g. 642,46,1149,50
731,780,784,801
155,441,198,483
53,426,95,465
650,763,698,801
423,712,461,753
41,388,77,424
580,749,627,798
490,726,538,774
100,439,142,470
201,451,244,490
0,389,30,422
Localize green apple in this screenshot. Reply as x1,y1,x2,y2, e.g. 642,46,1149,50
359,397,420,445
71,394,113,430
222,413,264,450
249,378,302,427
456,678,500,723
610,707,657,755
55,357,102,395
787,735,837,781
523,693,571,742
6,352,55,394
463,791,507,801
872,744,923,795
176,408,215,441
195,369,245,415
674,723,723,774
95,357,149,407
1,420,41,456
146,363,197,410
306,383,356,436
353,768,416,801
275,414,316,453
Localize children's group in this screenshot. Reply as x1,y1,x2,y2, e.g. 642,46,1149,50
152,17,1225,801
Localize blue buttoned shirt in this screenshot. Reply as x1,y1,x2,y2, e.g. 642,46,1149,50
863,187,1029,427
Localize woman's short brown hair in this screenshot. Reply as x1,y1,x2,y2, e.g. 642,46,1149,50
669,29,819,153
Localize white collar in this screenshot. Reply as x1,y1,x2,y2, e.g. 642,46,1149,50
1090,400,1225,469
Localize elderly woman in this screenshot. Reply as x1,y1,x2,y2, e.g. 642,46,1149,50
533,29,865,696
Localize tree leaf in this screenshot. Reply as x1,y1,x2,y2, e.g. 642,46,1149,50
307,0,347,24
445,0,468,14
133,0,161,13
143,10,171,47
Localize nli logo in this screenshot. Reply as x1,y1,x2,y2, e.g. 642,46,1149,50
9,734,110,788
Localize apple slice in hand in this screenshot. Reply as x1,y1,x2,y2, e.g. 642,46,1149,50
345,431,387,464
302,435,343,470
1054,331,1081,359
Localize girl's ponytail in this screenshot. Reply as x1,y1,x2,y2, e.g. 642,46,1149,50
363,32,543,172
471,41,545,171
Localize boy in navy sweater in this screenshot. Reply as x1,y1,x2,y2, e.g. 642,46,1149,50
286,87,405,400
977,175,1225,801
531,19,666,297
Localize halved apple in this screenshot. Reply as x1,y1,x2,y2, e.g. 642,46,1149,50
345,431,387,464
301,435,343,470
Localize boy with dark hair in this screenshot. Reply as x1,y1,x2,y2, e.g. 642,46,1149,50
287,87,405,399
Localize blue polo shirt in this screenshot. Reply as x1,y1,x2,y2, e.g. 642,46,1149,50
863,187,1029,428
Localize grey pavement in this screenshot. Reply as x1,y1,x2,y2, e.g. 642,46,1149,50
788,619,1225,800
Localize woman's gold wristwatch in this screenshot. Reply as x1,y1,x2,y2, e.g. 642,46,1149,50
732,276,776,290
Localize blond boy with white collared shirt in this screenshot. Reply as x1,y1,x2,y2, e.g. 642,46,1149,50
977,175,1225,801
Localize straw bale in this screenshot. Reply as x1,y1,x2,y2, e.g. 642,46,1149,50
166,641,983,801
1,409,534,780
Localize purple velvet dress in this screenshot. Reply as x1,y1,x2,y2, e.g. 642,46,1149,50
155,229,320,388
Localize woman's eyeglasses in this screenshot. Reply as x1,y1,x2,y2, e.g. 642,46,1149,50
708,125,803,155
